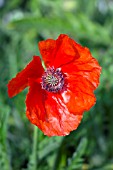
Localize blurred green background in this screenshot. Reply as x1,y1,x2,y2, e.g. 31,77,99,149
0,0,113,170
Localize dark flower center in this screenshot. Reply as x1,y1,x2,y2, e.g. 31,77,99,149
41,67,64,93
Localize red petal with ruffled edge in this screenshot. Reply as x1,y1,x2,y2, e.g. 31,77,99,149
26,79,83,136
38,34,79,68
62,44,101,89
8,56,44,98
38,39,56,67
61,75,96,114
61,42,101,113
26,79,47,122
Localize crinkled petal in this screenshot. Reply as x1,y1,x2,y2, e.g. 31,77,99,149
62,44,101,89
7,56,44,98
60,45,101,113
26,79,47,122
26,79,83,136
43,93,83,136
61,74,96,114
38,39,56,67
38,34,79,68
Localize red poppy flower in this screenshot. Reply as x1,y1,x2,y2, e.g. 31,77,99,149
7,34,101,136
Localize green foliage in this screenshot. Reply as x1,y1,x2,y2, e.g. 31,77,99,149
67,138,88,170
0,0,113,169
0,99,11,170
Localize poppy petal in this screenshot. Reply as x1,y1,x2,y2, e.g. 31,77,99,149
8,56,44,98
61,47,101,114
38,39,56,67
43,92,83,136
61,75,96,114
26,79,47,122
53,34,79,67
38,34,79,68
62,45,101,89
26,79,83,136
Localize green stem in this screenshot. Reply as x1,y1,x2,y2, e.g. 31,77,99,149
33,126,38,164
28,126,38,170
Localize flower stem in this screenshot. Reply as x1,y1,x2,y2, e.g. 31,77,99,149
33,126,38,167
28,126,38,170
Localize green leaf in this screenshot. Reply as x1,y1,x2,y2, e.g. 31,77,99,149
67,138,88,170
